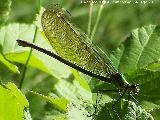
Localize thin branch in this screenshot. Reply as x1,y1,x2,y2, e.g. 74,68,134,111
18,0,41,89
90,3,104,42
18,27,38,89
87,0,93,38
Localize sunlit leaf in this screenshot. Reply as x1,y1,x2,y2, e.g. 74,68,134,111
110,25,160,73
0,53,19,73
0,82,29,120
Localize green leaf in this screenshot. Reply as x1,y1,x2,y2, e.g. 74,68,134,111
126,69,160,105
6,51,50,74
0,82,29,120
70,68,91,92
140,101,160,112
42,102,68,120
123,101,154,120
110,25,160,73
146,60,160,72
55,78,94,119
24,108,32,120
92,100,153,120
55,78,92,105
30,91,69,112
0,53,19,73
67,103,91,120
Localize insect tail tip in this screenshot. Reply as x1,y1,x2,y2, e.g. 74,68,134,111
16,39,29,47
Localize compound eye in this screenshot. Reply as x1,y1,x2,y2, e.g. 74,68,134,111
134,84,140,95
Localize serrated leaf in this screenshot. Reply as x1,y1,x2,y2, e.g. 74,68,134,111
0,82,29,120
92,100,153,120
126,69,160,104
110,25,160,73
109,25,160,118
30,91,68,112
123,101,153,120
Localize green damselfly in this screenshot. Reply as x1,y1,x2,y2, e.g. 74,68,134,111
17,4,139,119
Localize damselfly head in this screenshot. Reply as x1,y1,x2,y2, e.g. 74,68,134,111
131,83,139,95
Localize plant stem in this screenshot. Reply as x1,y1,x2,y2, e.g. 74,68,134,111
87,0,93,38
18,27,38,89
18,0,41,89
37,0,41,14
90,4,104,42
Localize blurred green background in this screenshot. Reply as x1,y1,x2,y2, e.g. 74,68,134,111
1,0,160,119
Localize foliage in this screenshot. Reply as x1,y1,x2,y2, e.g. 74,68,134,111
0,0,160,120
0,82,30,120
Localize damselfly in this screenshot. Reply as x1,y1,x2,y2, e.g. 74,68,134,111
17,4,139,119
